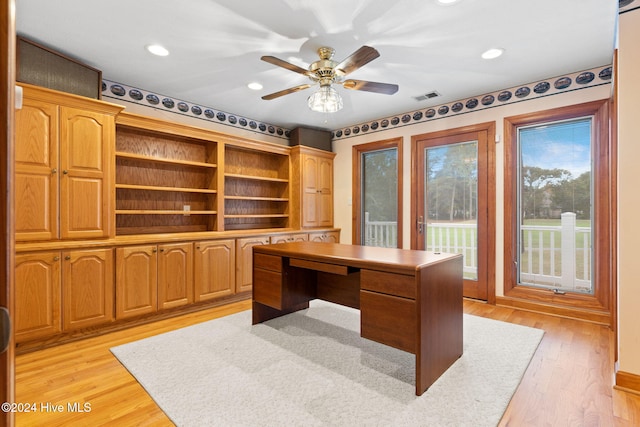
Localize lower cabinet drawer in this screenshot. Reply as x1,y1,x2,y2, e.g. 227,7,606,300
360,290,416,353
252,268,283,309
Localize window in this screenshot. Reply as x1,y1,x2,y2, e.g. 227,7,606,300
504,100,613,323
518,118,593,293
352,138,403,248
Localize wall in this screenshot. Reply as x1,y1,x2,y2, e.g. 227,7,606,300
332,82,610,299
617,8,640,381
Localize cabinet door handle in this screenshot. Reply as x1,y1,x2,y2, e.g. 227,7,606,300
62,170,69,175
51,168,57,174
152,248,157,253
64,255,71,260
159,248,164,252
53,256,60,261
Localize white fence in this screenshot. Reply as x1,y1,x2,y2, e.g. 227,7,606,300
364,212,592,292
519,212,591,292
363,212,398,248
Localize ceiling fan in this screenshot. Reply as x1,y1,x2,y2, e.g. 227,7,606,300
260,46,399,113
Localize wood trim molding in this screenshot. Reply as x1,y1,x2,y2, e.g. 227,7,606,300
351,137,403,247
410,121,496,303
502,99,614,327
615,370,640,396
496,295,611,325
1,0,16,423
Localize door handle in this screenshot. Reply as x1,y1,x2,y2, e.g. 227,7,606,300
418,216,427,234
0,307,10,354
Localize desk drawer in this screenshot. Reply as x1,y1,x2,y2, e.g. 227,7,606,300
254,253,282,272
361,270,416,299
253,268,283,309
360,290,416,353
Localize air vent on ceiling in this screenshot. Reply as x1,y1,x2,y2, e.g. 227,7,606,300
414,91,440,102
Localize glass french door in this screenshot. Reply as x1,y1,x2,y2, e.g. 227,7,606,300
414,129,490,300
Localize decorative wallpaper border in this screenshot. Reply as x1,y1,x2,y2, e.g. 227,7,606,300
101,80,292,140
620,0,638,13
103,64,612,143
331,65,612,140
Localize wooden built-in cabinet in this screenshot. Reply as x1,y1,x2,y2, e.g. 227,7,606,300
14,85,340,350
157,242,194,310
15,247,115,342
115,112,222,235
224,143,290,231
115,245,158,319
236,236,271,293
308,230,340,243
15,252,61,342
194,239,235,302
63,248,114,330
115,242,193,319
270,233,308,244
291,145,335,229
15,85,123,241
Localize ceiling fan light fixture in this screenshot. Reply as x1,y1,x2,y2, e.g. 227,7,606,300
308,85,343,113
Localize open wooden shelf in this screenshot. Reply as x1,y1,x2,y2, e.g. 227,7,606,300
224,173,288,183
116,210,217,215
116,151,217,169
224,195,288,202
115,117,220,235
116,183,217,194
223,144,290,230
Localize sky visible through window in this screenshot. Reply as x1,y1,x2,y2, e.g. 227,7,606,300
519,118,592,178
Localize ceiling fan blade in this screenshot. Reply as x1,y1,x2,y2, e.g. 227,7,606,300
261,84,312,100
335,46,380,75
261,55,310,76
343,79,399,95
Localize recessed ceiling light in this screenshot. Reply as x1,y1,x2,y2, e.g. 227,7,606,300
436,0,460,4
146,44,169,57
481,48,504,60
247,82,263,91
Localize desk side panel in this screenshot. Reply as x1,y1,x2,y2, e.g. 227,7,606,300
416,256,463,395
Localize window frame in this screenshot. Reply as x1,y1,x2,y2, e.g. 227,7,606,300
503,99,613,325
352,138,403,248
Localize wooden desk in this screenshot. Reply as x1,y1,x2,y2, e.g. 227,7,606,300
251,242,463,396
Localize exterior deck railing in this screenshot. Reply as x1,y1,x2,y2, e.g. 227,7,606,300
364,212,592,292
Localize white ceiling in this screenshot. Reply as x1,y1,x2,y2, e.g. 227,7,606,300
15,0,618,131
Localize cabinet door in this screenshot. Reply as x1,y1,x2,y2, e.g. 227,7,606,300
59,106,114,239
301,154,319,227
236,236,270,293
14,99,59,241
308,231,340,243
157,242,193,310
14,251,62,342
62,248,114,330
194,240,235,302
115,245,158,319
317,156,334,227
270,233,308,244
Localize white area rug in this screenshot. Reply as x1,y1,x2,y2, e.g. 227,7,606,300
111,300,543,427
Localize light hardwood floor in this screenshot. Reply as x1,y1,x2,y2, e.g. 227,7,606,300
14,299,640,426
